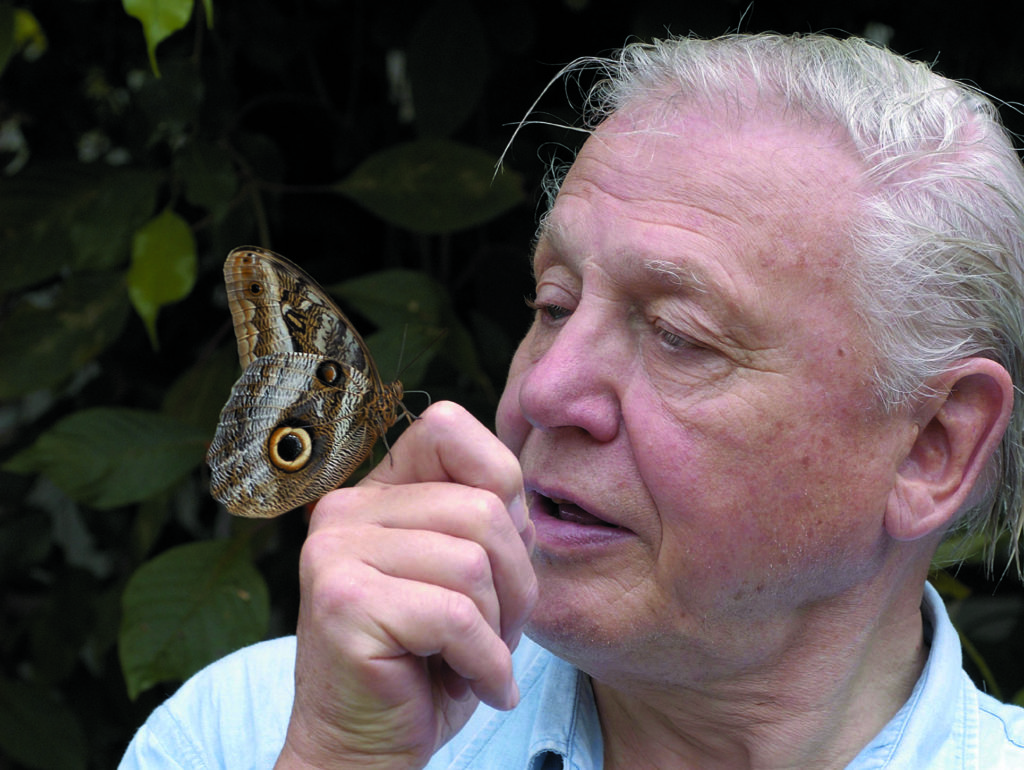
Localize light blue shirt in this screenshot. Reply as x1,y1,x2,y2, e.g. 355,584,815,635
120,584,1024,768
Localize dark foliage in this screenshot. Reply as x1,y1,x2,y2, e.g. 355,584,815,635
0,1,1022,767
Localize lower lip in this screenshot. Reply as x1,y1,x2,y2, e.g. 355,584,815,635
530,501,634,556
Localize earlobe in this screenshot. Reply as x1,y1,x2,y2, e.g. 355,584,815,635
885,358,1014,542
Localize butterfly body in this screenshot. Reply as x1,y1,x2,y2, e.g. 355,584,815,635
207,247,403,517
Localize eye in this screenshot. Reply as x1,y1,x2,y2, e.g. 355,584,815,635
525,296,572,321
655,324,701,351
658,327,687,347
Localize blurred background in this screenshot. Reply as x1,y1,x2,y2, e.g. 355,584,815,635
1,1,1022,767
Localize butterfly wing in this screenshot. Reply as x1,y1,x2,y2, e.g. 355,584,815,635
223,246,376,372
207,352,395,516
208,247,403,518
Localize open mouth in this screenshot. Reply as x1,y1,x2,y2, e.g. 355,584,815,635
542,495,621,528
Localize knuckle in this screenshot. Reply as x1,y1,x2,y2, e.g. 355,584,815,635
299,533,371,615
455,541,493,591
305,575,366,626
466,490,506,526
443,592,483,637
310,563,367,614
299,526,348,576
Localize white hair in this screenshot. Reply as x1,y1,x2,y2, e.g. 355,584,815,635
533,33,1024,574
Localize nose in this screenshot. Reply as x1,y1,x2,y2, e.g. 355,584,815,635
515,305,624,442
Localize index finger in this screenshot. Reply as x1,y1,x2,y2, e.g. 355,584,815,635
365,401,528,531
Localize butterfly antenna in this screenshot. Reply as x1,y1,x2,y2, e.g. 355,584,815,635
396,324,409,376
390,326,447,426
392,326,449,381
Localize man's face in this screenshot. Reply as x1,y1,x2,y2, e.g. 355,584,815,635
495,106,919,680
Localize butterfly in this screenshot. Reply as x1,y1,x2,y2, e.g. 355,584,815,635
207,246,404,517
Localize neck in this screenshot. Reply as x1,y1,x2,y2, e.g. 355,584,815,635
593,577,929,770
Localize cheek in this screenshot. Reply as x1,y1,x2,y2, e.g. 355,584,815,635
630,390,895,564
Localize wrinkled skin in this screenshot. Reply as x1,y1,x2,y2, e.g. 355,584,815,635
275,104,1013,770
275,403,537,770
495,107,911,678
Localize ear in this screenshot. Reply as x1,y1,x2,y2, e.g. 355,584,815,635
886,358,1014,542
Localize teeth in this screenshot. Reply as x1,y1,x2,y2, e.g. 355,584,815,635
541,493,620,529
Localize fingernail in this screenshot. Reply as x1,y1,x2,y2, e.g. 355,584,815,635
507,629,524,653
505,678,521,710
521,519,536,552
509,492,529,532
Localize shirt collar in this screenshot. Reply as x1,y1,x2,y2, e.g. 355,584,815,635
444,583,970,769
520,582,973,770
436,637,603,770
524,651,602,770
847,581,973,768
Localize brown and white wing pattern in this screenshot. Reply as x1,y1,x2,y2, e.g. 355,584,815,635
207,247,403,517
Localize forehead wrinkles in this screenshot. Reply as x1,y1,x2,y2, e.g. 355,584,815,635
577,120,782,210
543,137,799,287
576,111,864,249
533,149,751,312
532,113,874,364
581,114,868,289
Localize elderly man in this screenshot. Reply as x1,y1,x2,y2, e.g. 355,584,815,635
121,33,1024,769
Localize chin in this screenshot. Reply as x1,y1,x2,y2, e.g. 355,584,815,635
524,575,642,665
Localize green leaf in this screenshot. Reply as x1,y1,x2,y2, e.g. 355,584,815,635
0,271,131,399
4,407,208,509
331,269,494,397
161,344,240,434
330,269,447,328
331,270,450,387
334,139,523,234
122,0,195,76
69,168,162,271
438,316,496,401
363,325,443,390
408,0,488,138
119,540,270,699
0,675,86,770
131,491,175,560
0,214,74,295
128,208,198,348
929,568,972,602
135,58,204,136
0,165,159,294
12,7,46,60
0,5,41,76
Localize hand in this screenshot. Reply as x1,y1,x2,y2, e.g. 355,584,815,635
275,401,538,769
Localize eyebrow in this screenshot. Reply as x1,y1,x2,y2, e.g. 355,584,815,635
641,259,709,293
531,212,560,255
534,216,712,293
